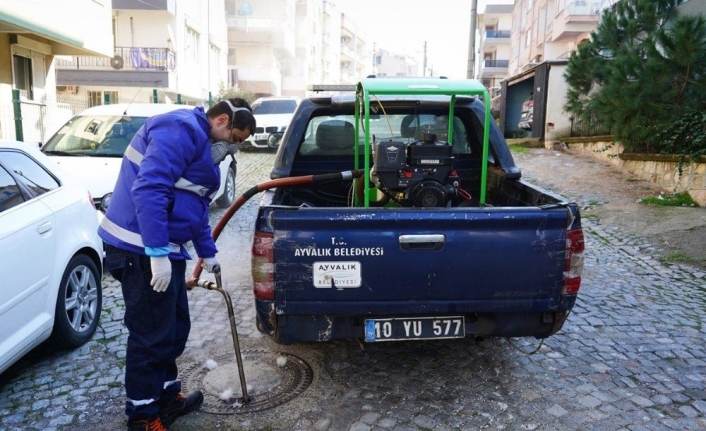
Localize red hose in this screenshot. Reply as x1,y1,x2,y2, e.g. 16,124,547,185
187,170,362,288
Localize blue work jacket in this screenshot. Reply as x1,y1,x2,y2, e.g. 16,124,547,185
98,107,219,260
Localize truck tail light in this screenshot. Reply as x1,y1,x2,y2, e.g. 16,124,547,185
252,231,274,300
562,228,585,295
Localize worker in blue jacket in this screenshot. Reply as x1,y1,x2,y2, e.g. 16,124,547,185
99,98,255,431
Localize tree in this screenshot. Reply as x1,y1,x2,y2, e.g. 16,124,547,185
564,0,706,153
213,83,256,105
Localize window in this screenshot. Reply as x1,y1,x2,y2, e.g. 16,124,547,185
88,91,102,107
105,91,118,104
526,29,532,47
12,54,33,100
0,151,60,195
252,100,298,115
297,113,469,157
0,165,24,213
88,91,117,106
186,27,200,64
210,43,220,85
0,150,59,204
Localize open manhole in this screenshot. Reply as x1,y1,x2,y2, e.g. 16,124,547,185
180,349,313,414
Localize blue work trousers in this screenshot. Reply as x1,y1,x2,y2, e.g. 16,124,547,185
117,249,190,421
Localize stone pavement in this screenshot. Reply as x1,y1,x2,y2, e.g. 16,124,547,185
0,150,704,431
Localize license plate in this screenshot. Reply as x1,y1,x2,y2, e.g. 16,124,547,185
254,133,269,141
364,316,465,342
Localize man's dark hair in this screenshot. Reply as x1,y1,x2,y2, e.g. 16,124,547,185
207,98,256,136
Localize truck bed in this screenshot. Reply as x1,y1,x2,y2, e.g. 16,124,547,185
251,87,583,344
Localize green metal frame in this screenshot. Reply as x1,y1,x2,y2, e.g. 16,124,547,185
354,78,492,207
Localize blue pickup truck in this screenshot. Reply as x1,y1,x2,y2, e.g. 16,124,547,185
251,78,584,344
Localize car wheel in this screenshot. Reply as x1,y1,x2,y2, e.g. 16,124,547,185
50,254,102,347
216,164,236,208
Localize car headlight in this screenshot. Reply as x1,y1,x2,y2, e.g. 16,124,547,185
100,193,113,213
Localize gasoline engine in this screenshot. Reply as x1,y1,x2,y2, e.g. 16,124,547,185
371,133,459,207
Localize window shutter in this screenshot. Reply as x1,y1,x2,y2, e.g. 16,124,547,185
31,52,46,102
11,45,31,58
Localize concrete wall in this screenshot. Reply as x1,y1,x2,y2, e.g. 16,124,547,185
566,138,706,207
544,63,570,140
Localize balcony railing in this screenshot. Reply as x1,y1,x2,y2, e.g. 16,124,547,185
484,30,511,39
483,59,509,68
565,1,602,16
56,47,176,71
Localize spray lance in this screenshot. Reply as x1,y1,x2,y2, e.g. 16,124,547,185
187,169,364,404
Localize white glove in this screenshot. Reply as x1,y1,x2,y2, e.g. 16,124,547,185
150,256,172,292
202,256,220,274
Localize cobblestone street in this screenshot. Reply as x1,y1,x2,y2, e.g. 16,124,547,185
0,150,704,431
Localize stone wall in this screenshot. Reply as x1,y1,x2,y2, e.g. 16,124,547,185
562,137,706,207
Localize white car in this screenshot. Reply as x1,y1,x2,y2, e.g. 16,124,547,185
0,140,103,375
241,96,300,151
41,103,237,214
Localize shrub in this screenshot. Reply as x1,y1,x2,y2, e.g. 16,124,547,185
639,192,698,207
655,111,706,159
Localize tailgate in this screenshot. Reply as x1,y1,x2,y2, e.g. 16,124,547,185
272,207,568,315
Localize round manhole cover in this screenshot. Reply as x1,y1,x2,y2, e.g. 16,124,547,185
180,350,313,414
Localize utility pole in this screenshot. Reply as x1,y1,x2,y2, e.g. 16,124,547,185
467,0,478,79
423,41,427,77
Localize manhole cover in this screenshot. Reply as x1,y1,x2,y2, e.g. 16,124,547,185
180,350,313,414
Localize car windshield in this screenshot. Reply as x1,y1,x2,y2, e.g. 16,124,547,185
252,100,298,115
42,115,146,157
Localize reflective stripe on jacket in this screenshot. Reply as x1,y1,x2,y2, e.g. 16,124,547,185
98,107,219,260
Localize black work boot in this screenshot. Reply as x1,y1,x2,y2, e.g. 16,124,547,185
158,390,204,427
126,416,170,431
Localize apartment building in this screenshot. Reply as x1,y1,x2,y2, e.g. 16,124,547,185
226,0,373,98
340,12,370,85
500,0,610,141
226,0,296,97
0,0,113,143
56,0,228,110
477,4,513,99
373,48,420,78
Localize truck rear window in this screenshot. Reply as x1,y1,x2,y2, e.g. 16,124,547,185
297,114,470,156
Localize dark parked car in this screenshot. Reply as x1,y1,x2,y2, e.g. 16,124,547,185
518,95,533,131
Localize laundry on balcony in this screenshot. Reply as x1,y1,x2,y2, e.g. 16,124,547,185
129,48,169,70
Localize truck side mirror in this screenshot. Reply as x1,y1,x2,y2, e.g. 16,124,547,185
268,132,284,149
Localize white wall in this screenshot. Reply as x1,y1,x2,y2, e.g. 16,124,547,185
113,0,227,100
545,63,571,140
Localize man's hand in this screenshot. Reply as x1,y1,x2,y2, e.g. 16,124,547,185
202,256,220,274
150,256,172,292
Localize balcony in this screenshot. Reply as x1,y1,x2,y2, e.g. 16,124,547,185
478,59,509,78
480,30,511,51
227,15,295,57
55,47,175,88
551,1,602,42
484,30,511,40
112,0,176,13
228,66,282,96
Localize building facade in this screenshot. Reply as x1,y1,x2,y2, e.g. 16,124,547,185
56,0,228,109
0,0,113,143
477,4,513,99
373,48,420,78
501,0,613,141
